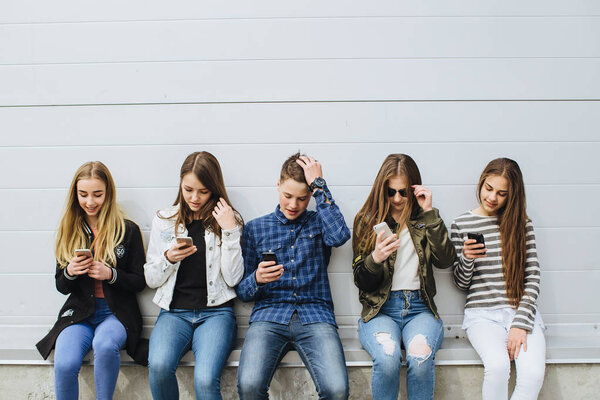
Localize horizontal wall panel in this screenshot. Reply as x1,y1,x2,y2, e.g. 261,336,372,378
1,185,598,232
3,17,600,64
1,101,599,147
2,59,599,106
1,271,595,319
2,1,599,23
1,228,596,275
1,143,598,189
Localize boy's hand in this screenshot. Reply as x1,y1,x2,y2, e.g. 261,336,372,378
296,156,322,189
255,260,284,285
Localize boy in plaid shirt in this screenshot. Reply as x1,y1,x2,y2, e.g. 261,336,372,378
237,152,351,400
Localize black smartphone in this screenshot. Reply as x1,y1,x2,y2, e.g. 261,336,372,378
261,251,278,264
467,233,485,247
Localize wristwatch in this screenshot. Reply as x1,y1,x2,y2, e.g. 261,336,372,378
309,177,326,192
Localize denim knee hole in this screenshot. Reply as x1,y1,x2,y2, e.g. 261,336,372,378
375,332,397,356
407,334,432,365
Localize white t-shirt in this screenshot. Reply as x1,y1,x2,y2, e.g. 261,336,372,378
391,226,421,290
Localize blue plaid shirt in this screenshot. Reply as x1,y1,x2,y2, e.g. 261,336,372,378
236,185,350,326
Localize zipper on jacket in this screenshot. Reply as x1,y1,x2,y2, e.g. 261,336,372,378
407,221,439,319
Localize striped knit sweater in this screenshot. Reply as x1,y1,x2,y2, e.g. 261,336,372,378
450,211,541,332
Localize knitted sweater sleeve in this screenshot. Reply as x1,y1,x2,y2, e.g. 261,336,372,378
450,220,475,291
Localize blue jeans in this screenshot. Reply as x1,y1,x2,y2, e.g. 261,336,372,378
237,312,349,400
358,290,444,400
54,298,127,400
148,307,236,400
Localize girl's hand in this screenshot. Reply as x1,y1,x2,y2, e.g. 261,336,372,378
66,255,93,276
212,197,237,231
412,185,433,212
372,230,401,264
507,327,528,360
165,241,197,263
462,239,487,260
87,261,113,281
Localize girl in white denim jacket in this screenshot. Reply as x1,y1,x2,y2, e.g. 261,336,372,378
144,151,244,400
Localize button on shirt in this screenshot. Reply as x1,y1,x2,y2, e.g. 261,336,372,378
236,185,350,326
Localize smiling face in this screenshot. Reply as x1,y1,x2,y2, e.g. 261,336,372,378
77,178,106,223
181,172,212,218
387,175,409,216
479,174,509,216
277,178,311,220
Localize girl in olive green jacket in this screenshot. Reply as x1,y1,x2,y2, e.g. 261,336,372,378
352,153,455,400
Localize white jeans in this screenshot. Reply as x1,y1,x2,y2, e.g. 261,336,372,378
465,308,546,400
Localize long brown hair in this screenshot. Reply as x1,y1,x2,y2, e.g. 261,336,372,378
55,161,126,268
163,151,243,240
477,158,528,307
353,154,422,254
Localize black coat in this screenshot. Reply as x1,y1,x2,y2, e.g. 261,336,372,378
36,219,149,366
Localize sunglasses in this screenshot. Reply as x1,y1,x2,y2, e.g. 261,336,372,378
387,187,408,198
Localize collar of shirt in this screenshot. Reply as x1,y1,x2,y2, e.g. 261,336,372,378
274,205,309,225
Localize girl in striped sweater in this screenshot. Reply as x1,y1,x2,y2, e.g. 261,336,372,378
451,158,546,400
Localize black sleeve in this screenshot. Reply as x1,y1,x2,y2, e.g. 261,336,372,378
109,221,146,293
55,261,79,295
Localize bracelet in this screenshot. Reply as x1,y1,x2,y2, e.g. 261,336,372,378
108,267,117,284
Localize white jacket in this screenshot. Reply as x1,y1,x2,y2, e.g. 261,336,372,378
144,205,244,310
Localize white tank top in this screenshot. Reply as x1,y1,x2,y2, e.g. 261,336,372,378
391,226,421,290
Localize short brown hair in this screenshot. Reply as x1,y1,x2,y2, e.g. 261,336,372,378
280,152,308,185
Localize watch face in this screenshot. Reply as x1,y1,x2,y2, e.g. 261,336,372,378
312,177,325,188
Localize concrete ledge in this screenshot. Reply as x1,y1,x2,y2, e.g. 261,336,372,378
2,364,600,399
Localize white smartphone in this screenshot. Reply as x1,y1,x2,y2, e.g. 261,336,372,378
373,222,394,240
75,249,93,259
176,237,193,248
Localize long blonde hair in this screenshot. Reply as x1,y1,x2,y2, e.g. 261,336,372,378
477,158,528,307
353,154,422,255
55,161,125,268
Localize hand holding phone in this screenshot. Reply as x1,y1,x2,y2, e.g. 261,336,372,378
372,222,401,264
166,237,197,263
87,260,113,281
256,251,284,285
67,249,93,276
463,233,487,260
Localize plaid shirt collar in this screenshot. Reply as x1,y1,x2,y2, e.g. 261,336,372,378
274,205,309,225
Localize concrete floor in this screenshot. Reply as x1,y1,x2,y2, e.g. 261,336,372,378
2,364,599,399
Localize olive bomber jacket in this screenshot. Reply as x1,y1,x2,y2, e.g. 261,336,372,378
352,207,456,322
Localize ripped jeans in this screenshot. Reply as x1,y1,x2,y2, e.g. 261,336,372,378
358,290,443,400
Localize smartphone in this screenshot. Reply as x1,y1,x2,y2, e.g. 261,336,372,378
261,251,278,264
176,237,193,249
467,233,485,247
75,249,93,259
373,222,394,241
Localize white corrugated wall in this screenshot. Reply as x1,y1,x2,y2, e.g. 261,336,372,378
0,1,598,362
